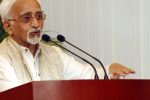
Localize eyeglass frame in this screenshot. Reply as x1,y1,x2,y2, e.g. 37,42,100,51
7,11,46,24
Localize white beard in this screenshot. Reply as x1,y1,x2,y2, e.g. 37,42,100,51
26,28,42,45
27,35,42,45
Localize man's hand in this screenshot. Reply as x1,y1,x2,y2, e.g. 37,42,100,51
109,63,135,79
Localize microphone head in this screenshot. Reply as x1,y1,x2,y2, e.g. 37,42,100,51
42,34,51,42
57,35,65,42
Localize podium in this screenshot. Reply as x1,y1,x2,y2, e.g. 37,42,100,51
0,80,150,100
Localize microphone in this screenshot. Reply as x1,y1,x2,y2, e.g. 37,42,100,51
57,35,109,80
42,34,99,80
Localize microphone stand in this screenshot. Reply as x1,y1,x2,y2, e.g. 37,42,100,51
57,35,109,80
42,34,99,80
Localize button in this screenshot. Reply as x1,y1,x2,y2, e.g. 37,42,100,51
25,48,28,52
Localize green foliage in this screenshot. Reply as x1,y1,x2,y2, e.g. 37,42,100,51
0,0,8,42
0,30,8,42
0,16,8,42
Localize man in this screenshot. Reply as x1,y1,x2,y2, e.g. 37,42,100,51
0,0,135,92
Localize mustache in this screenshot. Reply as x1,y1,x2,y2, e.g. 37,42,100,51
27,28,42,34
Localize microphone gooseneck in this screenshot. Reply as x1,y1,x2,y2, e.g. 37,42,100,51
57,34,109,80
42,34,99,80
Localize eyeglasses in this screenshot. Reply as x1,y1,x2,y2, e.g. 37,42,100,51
7,11,46,24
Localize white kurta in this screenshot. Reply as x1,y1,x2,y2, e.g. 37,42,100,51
0,37,109,92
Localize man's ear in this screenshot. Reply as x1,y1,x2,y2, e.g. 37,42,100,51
3,21,14,35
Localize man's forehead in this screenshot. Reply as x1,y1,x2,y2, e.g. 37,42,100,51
13,0,41,7
11,0,41,16
19,9,42,15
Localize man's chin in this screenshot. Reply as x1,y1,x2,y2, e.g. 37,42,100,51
28,42,39,45
27,38,41,45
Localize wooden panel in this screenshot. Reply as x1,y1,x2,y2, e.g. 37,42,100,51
33,80,150,100
0,80,150,100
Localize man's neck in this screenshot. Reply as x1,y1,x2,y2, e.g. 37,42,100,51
11,36,39,56
27,44,39,57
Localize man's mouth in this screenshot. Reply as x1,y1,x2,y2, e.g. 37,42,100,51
29,30,41,37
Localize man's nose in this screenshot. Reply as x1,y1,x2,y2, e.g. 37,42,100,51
31,17,39,28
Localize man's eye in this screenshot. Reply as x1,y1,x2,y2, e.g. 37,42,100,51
36,14,43,19
24,16,30,19
21,16,31,23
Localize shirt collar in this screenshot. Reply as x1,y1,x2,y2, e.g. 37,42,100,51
8,36,41,57
20,46,41,58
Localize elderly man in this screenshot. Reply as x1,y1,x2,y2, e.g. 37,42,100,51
0,0,135,92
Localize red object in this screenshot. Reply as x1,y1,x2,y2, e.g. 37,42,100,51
0,80,150,100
